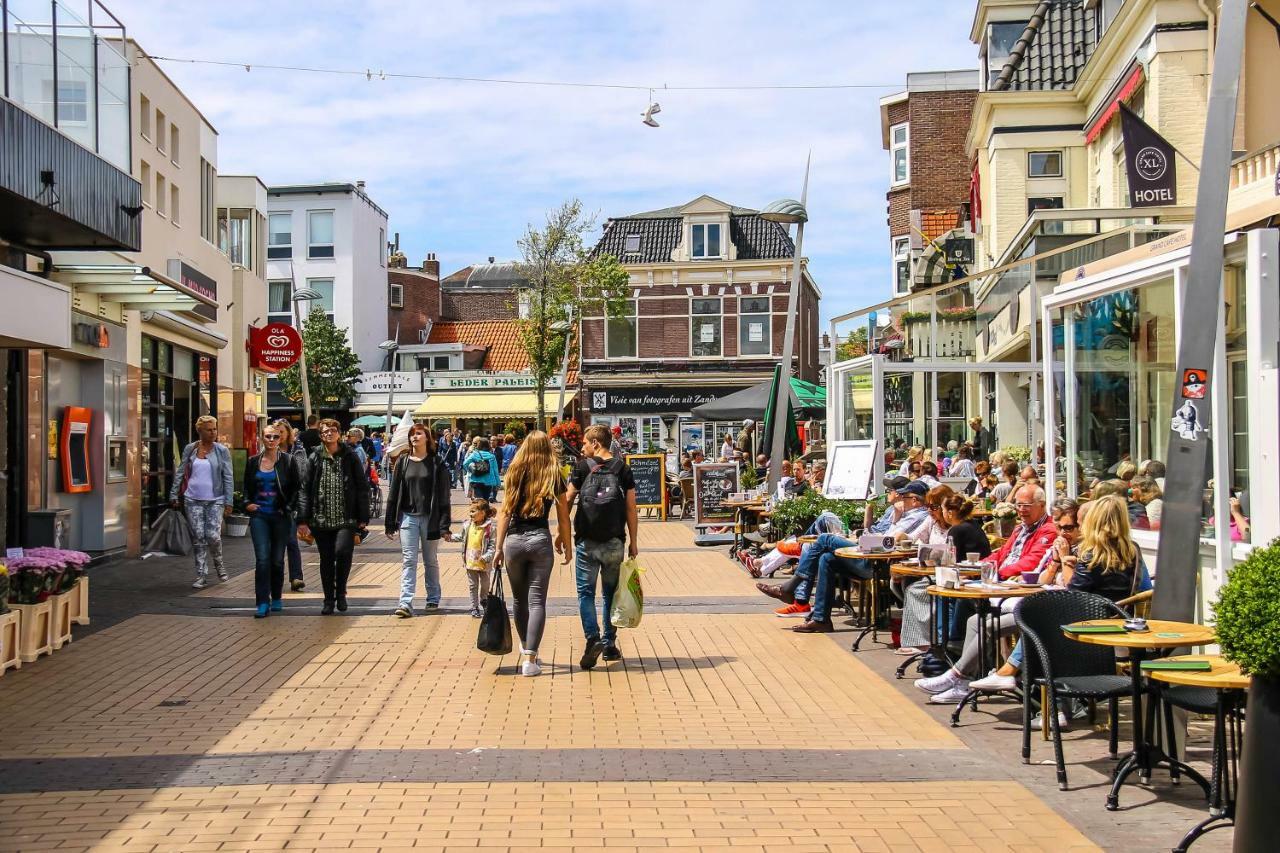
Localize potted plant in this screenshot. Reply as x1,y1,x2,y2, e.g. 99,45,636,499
225,492,250,538
991,501,1017,537
1212,541,1280,851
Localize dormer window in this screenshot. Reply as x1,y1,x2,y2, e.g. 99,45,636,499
624,234,642,254
691,223,721,259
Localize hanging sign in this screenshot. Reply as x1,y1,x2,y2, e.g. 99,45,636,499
1119,103,1177,207
248,323,303,373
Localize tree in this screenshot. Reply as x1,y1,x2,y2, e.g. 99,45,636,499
514,199,630,424
276,308,363,411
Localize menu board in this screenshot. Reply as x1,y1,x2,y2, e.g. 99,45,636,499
626,453,667,520
823,440,879,500
693,462,739,525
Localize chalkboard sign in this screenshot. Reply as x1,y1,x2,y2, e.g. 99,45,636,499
693,462,739,526
625,453,667,520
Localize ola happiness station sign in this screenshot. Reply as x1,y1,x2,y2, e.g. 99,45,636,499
247,323,303,373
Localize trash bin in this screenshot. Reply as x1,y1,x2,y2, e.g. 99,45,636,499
26,509,72,549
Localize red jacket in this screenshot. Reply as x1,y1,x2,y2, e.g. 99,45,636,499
992,518,1058,579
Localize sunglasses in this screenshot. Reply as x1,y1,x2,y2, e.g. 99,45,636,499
1057,523,1079,532
263,435,281,441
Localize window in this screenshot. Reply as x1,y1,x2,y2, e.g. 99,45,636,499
200,159,216,242
691,298,722,357
140,161,151,205
984,21,1027,88
170,184,180,225
155,109,166,153
893,237,911,295
624,234,642,254
219,209,253,266
1028,196,1065,234
267,281,293,325
305,278,335,320
691,223,722,259
156,173,167,217
890,123,909,185
380,228,387,266
517,293,531,319
268,212,292,259
43,80,88,124
433,356,451,371
1028,150,1063,178
169,124,180,165
140,94,151,139
389,283,404,308
739,296,771,356
606,299,638,358
308,210,335,258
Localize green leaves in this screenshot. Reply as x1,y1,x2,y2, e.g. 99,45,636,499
276,308,363,410
1213,539,1280,678
768,491,876,538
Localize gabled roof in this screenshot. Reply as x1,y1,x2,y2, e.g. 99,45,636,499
427,320,528,372
994,0,1098,92
593,200,796,265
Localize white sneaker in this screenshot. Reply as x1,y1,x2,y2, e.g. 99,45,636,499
216,569,228,581
520,652,542,677
192,577,207,589
971,670,1018,692
1030,711,1069,731
914,669,962,694
929,682,973,704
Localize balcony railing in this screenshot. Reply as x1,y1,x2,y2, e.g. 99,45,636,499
1230,141,1280,190
899,316,976,360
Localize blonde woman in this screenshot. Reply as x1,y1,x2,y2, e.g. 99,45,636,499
1063,494,1148,602
169,415,233,588
494,431,572,676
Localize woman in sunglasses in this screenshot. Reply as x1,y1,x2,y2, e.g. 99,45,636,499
242,423,304,618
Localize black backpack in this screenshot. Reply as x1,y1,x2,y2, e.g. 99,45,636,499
577,457,626,542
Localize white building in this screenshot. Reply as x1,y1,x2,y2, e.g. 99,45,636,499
265,182,390,386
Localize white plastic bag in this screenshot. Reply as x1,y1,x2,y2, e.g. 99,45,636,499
610,558,646,629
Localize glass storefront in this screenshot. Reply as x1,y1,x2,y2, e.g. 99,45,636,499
140,335,216,532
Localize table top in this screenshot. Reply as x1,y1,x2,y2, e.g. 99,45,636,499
926,582,1043,600
1063,619,1216,649
724,499,767,509
1145,655,1251,690
834,547,917,560
891,564,980,579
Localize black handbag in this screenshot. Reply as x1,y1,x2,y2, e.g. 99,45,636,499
476,568,513,655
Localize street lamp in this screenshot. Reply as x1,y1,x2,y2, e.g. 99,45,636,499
379,338,400,441
550,308,575,423
760,162,811,495
290,286,323,421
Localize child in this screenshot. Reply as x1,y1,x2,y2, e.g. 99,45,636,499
457,498,497,617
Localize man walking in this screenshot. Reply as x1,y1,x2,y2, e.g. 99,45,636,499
567,424,639,670
300,414,322,454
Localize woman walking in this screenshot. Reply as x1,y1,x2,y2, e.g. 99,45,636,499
243,423,303,617
385,423,452,617
169,415,234,589
462,437,501,502
297,418,370,615
274,419,308,592
494,431,571,676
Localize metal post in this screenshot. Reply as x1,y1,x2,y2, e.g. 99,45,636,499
766,162,810,494
555,312,573,420
291,267,312,422
1152,0,1247,623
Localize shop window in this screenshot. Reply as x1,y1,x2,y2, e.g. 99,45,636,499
606,299,638,358
268,212,292,259
739,296,771,355
691,297,722,357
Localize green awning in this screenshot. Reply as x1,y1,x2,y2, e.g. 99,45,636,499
789,377,826,411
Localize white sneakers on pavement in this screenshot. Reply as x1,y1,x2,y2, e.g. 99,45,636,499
914,668,965,694
192,577,207,589
970,670,1018,692
929,683,973,704
520,651,542,677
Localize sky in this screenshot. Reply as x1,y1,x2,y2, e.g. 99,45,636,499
109,0,978,323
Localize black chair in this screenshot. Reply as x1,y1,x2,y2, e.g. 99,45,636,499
1015,590,1130,790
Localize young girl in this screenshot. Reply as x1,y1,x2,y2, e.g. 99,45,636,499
458,499,498,618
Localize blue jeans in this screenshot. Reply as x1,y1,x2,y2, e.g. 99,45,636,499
794,533,870,623
575,538,625,645
398,513,442,607
473,483,495,502
1008,639,1024,669
249,512,291,605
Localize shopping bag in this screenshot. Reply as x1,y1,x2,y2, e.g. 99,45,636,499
141,508,193,558
609,558,645,629
476,568,513,655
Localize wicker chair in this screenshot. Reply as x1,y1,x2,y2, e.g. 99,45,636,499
1015,590,1130,790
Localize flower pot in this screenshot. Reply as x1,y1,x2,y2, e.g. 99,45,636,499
49,590,74,650
70,576,90,626
225,514,250,538
1234,673,1280,851
996,517,1016,538
13,601,52,663
0,610,20,677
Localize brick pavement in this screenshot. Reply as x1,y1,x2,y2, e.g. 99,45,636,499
0,510,1235,852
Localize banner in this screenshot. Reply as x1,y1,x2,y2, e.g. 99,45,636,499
1119,102,1177,207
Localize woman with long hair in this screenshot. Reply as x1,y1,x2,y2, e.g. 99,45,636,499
494,430,571,676
273,419,308,591
1066,494,1144,601
297,418,370,614
385,423,452,617
242,422,303,617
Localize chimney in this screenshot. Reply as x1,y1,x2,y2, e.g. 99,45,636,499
821,333,831,349
423,252,440,277
356,180,366,191
488,256,495,264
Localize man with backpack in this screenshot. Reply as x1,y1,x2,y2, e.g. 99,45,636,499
567,424,639,671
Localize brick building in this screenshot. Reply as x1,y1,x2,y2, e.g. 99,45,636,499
439,259,522,322
386,252,440,346
579,195,820,457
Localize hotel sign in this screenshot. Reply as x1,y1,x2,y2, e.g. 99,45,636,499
421,373,560,390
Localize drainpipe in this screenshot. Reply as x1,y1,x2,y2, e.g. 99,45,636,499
993,1,1051,91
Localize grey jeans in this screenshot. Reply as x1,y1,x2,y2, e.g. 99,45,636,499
184,499,225,578
503,528,555,653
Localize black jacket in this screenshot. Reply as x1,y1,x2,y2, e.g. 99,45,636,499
296,443,371,529
385,454,452,538
242,451,303,519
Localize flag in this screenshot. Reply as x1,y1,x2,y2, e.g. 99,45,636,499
1119,103,1177,207
761,364,801,460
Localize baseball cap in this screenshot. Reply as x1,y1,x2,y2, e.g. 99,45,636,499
900,480,930,498
883,475,911,492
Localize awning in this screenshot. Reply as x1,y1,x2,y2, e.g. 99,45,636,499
52,263,218,312
0,265,71,349
688,378,826,422
414,390,578,419
1084,64,1145,144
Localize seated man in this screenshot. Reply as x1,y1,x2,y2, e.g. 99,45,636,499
777,480,932,632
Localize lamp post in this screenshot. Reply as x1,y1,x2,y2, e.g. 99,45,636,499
290,286,323,421
551,307,575,423
760,161,811,495
379,338,400,439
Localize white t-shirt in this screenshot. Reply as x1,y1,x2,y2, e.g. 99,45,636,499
185,456,216,500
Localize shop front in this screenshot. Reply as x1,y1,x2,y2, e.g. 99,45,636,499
581,384,752,462
400,372,574,436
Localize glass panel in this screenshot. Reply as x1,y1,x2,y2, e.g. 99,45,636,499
691,297,720,357
52,0,95,147
157,341,172,374
309,210,334,245
707,224,721,257
269,212,291,244
840,367,875,444
883,370,920,451
268,281,291,313
306,279,335,312
739,297,771,356
692,225,705,258
894,148,908,183
607,317,637,358
932,372,968,449
7,0,56,125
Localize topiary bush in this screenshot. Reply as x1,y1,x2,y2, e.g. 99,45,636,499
1213,539,1280,679
768,491,876,537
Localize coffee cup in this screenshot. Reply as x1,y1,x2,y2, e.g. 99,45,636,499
1021,570,1039,585
966,552,980,565
1124,618,1149,633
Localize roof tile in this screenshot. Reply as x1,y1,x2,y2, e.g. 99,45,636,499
427,320,529,372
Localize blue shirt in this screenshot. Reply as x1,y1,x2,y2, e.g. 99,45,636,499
254,468,279,515
869,505,897,535
501,443,517,469
888,506,930,537
372,438,383,463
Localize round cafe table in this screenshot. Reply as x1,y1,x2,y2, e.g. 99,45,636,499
832,547,916,651
927,583,1044,726
1146,655,1249,852
889,564,980,678
1064,619,1216,811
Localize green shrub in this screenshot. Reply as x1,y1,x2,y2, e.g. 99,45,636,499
1001,445,1033,463
768,491,876,537
740,464,759,491
503,420,528,441
1214,540,1280,679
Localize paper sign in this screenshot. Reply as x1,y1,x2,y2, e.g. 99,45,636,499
5,547,24,560
748,322,764,342
700,323,714,343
